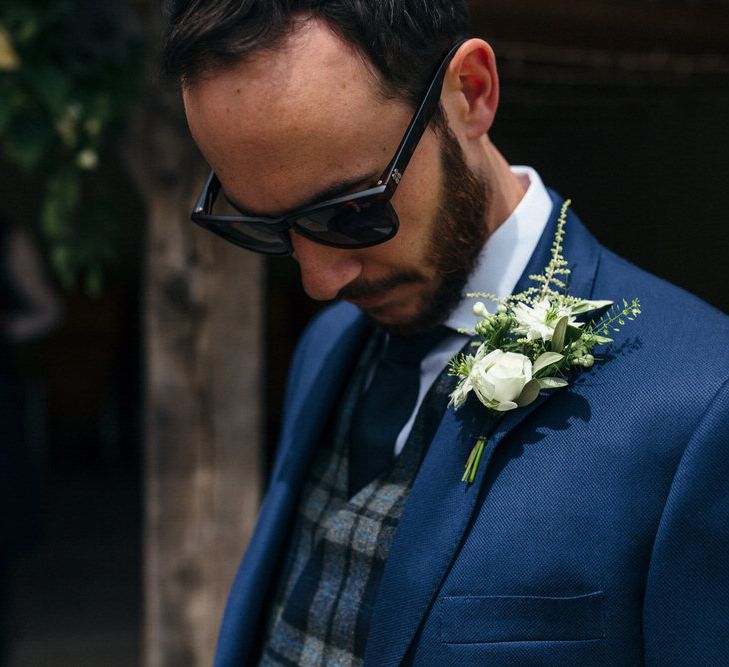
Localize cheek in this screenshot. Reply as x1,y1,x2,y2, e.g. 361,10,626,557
388,185,440,264
389,130,443,244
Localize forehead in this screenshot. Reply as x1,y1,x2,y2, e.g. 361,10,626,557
182,20,412,214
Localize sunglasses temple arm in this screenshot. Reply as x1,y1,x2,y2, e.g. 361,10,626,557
377,38,467,193
193,170,221,214
378,101,435,192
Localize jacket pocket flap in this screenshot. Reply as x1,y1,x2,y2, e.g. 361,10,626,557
440,591,605,643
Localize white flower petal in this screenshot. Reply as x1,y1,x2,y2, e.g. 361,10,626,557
472,377,496,405
492,376,526,403
449,378,473,409
468,350,531,407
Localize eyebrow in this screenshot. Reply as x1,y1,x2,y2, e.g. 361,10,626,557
227,171,381,217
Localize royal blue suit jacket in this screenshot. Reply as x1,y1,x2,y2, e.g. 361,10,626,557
215,193,729,666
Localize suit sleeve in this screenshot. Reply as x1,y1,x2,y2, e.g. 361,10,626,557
643,377,729,664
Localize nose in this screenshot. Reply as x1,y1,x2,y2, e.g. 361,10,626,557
290,232,363,301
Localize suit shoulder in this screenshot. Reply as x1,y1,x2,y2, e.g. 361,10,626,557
592,246,729,385
595,246,729,332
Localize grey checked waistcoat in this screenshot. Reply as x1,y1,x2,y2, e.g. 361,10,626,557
259,331,454,666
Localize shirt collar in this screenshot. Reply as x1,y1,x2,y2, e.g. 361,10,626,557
445,166,553,332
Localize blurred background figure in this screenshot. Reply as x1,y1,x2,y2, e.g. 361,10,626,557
0,216,62,664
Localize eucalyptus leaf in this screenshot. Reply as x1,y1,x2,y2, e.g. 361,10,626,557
516,379,541,408
538,377,569,389
564,325,584,345
551,315,569,352
533,352,564,375
570,299,613,315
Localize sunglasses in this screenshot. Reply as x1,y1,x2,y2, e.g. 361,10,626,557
190,38,468,256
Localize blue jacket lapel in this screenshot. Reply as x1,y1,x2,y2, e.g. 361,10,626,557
364,192,602,666
273,309,371,489
215,306,370,667
514,190,600,300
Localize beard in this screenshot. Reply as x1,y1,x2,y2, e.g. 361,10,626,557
340,121,489,336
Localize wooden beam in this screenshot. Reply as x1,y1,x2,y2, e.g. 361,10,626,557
141,182,263,667
121,6,265,659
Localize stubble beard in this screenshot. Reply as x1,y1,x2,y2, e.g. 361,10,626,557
356,121,490,336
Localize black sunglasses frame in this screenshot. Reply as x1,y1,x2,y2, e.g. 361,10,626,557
190,37,469,255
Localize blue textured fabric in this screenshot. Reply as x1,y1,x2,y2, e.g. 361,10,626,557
349,326,450,496
214,191,729,666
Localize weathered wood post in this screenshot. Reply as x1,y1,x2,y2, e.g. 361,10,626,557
122,9,264,661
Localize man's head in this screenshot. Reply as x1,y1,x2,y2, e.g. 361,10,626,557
164,0,472,113
165,2,518,334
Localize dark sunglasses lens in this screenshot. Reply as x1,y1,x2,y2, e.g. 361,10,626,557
199,188,290,254
294,201,397,247
206,221,290,255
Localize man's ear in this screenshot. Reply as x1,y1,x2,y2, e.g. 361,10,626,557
443,39,499,140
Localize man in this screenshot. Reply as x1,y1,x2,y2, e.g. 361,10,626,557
164,2,729,665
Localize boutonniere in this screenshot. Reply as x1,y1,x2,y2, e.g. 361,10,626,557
449,200,641,484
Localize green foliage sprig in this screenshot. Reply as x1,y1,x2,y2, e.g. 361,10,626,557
448,200,641,484
0,1,143,292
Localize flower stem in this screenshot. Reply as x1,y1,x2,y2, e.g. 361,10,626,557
462,436,487,484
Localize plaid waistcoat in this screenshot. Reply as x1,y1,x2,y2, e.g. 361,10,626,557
259,332,453,667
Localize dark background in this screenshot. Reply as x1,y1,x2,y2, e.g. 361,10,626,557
2,0,728,663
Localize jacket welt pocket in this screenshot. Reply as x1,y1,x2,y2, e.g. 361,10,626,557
439,591,605,644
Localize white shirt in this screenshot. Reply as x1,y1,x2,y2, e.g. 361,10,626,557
393,166,553,455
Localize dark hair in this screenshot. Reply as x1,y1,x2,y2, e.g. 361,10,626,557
162,0,471,111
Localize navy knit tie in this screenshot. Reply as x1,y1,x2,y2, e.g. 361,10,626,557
348,326,450,496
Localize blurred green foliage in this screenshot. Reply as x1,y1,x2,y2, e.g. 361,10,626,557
0,1,143,293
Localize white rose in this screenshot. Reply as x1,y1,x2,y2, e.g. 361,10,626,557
469,349,532,411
